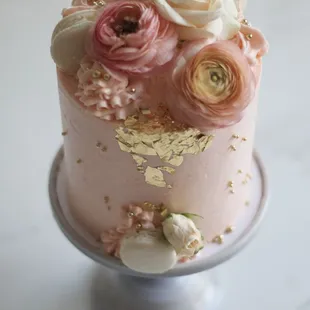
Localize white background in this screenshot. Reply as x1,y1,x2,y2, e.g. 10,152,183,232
0,0,309,309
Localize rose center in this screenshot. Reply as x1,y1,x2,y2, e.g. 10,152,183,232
113,16,139,36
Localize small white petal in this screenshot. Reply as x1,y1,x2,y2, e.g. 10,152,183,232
110,96,122,107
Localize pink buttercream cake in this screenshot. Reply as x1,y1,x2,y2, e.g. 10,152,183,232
51,0,268,274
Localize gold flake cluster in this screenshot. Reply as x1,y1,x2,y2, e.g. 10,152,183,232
229,133,248,152
212,225,236,244
115,112,214,188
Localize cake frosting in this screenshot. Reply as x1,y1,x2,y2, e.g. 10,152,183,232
51,0,268,274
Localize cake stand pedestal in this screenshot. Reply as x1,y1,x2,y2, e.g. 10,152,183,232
48,147,268,310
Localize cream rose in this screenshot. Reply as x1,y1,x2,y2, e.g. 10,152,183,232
154,0,240,40
162,214,204,258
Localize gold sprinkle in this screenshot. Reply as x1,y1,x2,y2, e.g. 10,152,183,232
212,235,224,244
61,131,68,136
104,196,110,204
232,134,239,139
227,181,234,188
136,223,142,230
245,201,250,206
230,145,237,151
242,137,248,142
238,169,243,174
103,73,111,81
167,185,173,189
76,158,83,164
246,173,252,179
128,211,134,217
230,189,235,194
225,226,235,234
246,33,253,40
96,142,102,148
144,166,166,188
101,146,108,152
242,19,249,25
92,70,101,78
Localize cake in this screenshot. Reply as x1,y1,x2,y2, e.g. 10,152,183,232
51,0,268,273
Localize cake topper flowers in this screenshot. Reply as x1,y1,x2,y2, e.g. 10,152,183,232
154,0,240,40
86,1,178,75
165,39,256,130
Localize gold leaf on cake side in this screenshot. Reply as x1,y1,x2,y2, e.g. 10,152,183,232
115,112,214,188
144,166,167,188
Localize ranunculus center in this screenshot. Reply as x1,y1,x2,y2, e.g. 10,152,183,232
113,16,139,36
194,62,230,99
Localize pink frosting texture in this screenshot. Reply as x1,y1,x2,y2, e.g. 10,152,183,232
100,204,158,257
164,40,256,130
76,57,144,120
86,1,178,75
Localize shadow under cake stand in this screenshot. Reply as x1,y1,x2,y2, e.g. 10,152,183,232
48,147,268,310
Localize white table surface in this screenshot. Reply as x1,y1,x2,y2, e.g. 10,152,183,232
0,1,309,309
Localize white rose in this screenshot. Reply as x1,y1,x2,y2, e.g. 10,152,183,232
162,214,204,258
154,0,240,40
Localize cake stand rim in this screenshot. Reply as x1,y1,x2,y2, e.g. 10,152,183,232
48,146,269,278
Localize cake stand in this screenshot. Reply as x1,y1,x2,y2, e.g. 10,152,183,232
48,147,268,310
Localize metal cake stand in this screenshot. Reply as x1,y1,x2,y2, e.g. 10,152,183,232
48,147,269,309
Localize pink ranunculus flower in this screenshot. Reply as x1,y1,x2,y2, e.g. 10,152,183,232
86,1,178,75
76,57,144,120
165,39,256,130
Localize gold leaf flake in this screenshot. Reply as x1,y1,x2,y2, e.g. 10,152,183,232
212,235,224,244
131,143,157,156
124,115,138,127
157,166,176,174
167,155,184,166
144,166,166,188
117,141,131,153
132,154,147,166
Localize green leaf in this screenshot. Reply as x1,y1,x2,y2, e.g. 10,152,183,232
181,213,204,220
194,246,204,255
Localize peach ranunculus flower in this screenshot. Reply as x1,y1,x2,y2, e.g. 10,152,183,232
154,0,240,40
165,39,256,130
86,1,178,76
